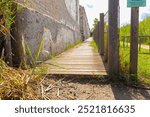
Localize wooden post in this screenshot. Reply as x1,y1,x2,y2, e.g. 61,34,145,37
4,33,12,66
11,3,27,68
139,37,141,52
97,21,100,50
108,0,120,77
123,37,125,48
130,7,139,74
93,29,95,41
96,22,99,47
99,13,104,55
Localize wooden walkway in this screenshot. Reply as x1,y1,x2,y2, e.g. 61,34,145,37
43,38,108,75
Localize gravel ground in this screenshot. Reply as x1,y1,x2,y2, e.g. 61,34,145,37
36,76,150,100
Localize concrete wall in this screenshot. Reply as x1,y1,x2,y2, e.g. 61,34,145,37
79,6,90,41
11,0,90,66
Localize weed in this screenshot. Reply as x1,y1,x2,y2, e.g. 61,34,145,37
120,46,150,85
90,39,98,51
64,40,82,51
25,37,44,68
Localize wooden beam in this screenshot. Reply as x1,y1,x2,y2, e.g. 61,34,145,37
99,13,104,55
96,22,99,48
108,0,120,77
130,7,139,74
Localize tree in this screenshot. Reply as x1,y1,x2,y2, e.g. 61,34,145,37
91,18,98,32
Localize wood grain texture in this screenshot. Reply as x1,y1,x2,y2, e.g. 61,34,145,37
108,0,120,77
130,7,139,74
43,38,108,76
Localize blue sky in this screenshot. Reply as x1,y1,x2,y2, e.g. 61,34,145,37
80,0,150,29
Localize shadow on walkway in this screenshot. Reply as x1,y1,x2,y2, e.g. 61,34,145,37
111,83,150,100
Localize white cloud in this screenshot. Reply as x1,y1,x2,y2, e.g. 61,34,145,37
86,4,94,8
80,0,150,28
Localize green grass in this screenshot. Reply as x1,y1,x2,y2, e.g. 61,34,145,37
90,40,150,85
64,40,83,51
90,39,98,51
120,46,150,85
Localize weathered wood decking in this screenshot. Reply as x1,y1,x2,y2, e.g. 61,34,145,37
43,38,108,76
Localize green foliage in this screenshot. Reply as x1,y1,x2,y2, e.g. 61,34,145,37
93,18,98,28
120,24,130,36
120,16,150,45
120,17,150,36
36,37,44,63
120,46,150,85
120,46,130,73
26,38,44,67
139,17,150,35
120,18,150,85
90,39,97,51
0,0,15,35
64,40,82,51
91,18,98,32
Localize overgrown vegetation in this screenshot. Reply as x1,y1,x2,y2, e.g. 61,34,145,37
119,16,150,85
0,0,15,36
0,59,42,100
120,46,150,85
90,39,98,51
64,40,82,51
0,0,45,99
120,16,150,45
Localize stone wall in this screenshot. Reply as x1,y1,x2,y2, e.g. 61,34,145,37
79,6,90,41
11,0,89,66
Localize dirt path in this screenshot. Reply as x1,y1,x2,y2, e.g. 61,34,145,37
37,76,150,100
140,44,150,50
123,42,150,50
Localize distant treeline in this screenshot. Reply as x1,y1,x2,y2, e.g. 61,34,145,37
120,16,150,36
120,16,150,45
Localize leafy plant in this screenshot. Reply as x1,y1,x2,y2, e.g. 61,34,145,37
26,37,44,68
91,18,98,32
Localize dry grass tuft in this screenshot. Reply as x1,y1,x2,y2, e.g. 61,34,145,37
0,59,41,100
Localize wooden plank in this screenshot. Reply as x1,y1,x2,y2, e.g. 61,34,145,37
47,67,107,71
43,38,108,76
47,62,104,65
46,62,105,64
47,71,108,75
42,64,106,68
48,69,107,72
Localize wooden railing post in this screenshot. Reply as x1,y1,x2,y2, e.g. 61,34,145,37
97,21,100,50
104,12,109,63
130,7,139,74
95,22,99,48
99,13,104,55
108,0,120,77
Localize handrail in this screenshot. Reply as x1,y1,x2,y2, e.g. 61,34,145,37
121,35,150,38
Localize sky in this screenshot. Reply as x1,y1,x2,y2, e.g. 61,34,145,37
79,0,150,29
